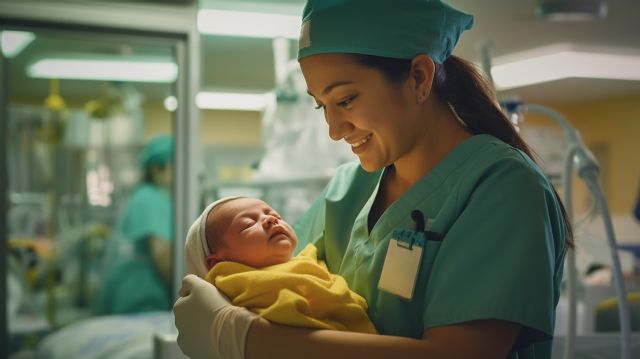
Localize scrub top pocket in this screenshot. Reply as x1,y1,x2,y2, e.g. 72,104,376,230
371,234,443,337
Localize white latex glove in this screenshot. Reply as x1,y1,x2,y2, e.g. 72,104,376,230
173,274,259,359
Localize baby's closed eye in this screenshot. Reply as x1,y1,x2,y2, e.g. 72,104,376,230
236,219,255,232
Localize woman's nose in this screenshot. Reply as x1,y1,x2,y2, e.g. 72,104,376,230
325,108,353,141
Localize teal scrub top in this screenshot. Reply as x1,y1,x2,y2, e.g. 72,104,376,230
293,134,566,359
100,183,173,314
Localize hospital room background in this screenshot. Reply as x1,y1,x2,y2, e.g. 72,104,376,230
1,0,639,358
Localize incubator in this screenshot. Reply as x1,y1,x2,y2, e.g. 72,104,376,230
6,84,155,345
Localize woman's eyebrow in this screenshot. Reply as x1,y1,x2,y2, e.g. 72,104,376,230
307,81,355,97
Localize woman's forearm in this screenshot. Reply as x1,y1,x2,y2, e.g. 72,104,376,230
245,317,520,359
245,318,430,359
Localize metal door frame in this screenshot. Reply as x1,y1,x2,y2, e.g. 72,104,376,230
0,2,201,355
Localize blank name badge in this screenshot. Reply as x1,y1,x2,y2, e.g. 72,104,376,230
378,238,423,301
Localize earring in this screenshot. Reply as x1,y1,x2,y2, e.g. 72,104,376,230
418,94,426,102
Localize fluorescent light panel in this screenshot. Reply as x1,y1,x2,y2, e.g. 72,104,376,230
196,91,275,111
1,30,35,58
28,57,178,83
198,9,300,39
492,45,640,90
536,0,607,21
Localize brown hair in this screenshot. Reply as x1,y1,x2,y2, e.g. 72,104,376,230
350,54,574,248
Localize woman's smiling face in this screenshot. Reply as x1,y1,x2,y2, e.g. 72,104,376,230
300,53,425,172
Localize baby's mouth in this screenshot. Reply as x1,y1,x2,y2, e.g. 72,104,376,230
269,227,289,241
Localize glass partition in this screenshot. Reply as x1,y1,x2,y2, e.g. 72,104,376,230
2,25,181,356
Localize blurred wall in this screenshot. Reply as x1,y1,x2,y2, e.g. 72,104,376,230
526,92,640,215
143,104,262,147
560,92,640,215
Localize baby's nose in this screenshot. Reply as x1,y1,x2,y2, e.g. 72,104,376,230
263,215,278,228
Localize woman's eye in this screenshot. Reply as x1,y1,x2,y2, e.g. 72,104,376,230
314,95,356,110
338,95,357,108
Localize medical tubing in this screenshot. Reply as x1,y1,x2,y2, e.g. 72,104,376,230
522,104,633,359
584,175,633,359
562,144,578,359
522,103,579,359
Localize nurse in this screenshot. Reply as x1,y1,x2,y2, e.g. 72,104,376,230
174,1,573,358
100,135,174,314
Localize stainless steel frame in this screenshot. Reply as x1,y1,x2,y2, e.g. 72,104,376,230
1,30,9,358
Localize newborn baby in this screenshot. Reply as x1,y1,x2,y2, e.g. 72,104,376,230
184,196,377,333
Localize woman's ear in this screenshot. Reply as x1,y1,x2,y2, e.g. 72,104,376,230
410,55,436,103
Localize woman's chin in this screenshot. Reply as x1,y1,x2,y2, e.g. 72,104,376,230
359,159,385,173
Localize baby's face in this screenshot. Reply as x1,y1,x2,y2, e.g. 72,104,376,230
212,198,297,268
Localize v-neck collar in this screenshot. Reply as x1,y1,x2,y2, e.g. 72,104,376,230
352,134,498,243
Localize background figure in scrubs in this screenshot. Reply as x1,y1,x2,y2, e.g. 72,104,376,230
173,1,574,358
99,135,173,314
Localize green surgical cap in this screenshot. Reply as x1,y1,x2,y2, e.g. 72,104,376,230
297,0,473,63
140,135,174,169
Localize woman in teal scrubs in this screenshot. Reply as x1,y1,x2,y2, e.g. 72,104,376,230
100,135,173,314
173,1,573,358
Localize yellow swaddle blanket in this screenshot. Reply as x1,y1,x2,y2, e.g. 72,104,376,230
205,244,377,334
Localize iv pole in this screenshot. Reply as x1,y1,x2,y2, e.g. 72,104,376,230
478,42,633,359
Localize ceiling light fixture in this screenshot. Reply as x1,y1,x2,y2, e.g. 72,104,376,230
27,56,178,83
198,8,300,39
536,0,607,21
1,30,35,58
491,44,640,90
196,91,275,111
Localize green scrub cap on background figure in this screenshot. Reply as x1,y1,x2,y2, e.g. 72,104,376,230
297,0,474,63
140,135,174,169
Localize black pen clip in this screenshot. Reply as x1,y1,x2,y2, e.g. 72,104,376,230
411,210,442,242
411,210,425,232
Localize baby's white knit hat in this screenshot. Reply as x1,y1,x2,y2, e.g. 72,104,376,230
184,196,240,277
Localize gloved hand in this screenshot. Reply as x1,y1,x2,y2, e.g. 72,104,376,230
173,274,259,359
